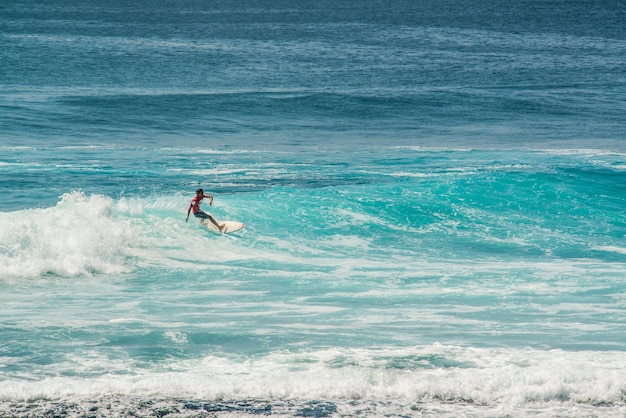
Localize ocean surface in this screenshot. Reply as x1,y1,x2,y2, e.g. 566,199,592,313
1,0,626,416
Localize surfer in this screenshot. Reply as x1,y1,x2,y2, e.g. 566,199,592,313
186,188,225,232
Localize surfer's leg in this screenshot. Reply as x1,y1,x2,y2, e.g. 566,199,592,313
207,215,225,231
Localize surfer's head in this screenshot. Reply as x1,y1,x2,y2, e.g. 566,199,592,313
196,188,204,195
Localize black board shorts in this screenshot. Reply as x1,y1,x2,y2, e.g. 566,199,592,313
193,211,209,220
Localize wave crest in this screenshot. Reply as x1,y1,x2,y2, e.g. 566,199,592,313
0,191,136,279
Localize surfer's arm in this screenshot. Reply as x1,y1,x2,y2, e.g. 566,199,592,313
204,194,213,206
185,204,192,222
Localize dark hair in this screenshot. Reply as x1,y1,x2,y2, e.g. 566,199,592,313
196,188,203,194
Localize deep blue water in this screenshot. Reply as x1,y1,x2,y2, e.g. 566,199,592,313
1,0,626,416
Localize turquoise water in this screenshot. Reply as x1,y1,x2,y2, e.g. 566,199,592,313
1,0,626,416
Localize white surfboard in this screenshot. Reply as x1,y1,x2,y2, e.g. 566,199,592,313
203,219,245,234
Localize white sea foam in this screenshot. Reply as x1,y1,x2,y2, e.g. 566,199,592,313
1,345,625,415
0,192,136,279
594,246,626,255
